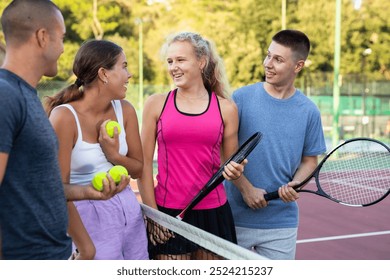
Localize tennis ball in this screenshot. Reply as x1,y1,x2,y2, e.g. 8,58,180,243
108,165,128,184
91,171,107,192
106,121,121,138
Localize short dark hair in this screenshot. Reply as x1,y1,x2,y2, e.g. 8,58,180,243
1,0,61,46
272,29,310,61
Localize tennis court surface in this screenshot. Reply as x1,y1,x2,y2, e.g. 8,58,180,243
296,181,390,260
132,180,390,260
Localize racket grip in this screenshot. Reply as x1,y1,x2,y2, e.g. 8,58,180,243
263,191,280,201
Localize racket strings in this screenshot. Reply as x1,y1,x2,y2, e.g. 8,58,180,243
318,140,390,206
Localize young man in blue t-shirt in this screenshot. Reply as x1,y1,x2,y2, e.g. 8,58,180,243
225,30,326,260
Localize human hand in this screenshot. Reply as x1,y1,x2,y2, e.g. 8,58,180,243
241,186,268,209
278,181,300,203
98,120,120,162
147,220,174,246
88,173,130,200
222,159,248,181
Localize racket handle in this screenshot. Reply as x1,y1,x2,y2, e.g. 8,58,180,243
263,191,279,201
176,211,185,220
176,192,202,220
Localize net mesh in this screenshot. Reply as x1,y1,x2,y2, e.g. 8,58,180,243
318,139,390,206
141,204,267,260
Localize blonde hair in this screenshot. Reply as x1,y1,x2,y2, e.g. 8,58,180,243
162,32,231,98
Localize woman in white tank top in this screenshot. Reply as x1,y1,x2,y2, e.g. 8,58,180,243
45,40,148,260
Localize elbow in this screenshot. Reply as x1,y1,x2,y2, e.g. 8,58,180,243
130,162,143,179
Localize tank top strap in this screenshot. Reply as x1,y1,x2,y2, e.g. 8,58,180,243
159,90,175,118
166,90,175,107
210,91,223,123
111,100,127,148
52,104,82,143
111,100,124,128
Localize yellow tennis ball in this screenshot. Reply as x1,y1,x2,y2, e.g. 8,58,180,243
91,171,107,191
108,165,128,184
105,121,121,138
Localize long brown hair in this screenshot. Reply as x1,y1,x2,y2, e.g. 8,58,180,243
45,39,123,115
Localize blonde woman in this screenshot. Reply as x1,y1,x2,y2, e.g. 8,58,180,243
138,32,246,259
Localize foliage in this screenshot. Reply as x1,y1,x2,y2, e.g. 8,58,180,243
0,0,388,99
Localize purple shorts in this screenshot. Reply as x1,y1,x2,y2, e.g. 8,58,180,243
74,187,148,260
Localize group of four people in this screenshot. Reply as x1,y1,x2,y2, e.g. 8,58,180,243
0,0,325,260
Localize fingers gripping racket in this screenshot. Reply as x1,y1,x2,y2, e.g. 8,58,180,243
177,132,263,220
264,138,390,207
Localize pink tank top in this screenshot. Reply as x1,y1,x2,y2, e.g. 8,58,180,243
155,89,227,209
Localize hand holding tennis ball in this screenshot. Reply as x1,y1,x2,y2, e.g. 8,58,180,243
91,165,128,191
108,165,128,184
105,120,121,138
91,171,107,191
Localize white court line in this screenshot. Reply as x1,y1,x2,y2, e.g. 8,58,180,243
297,230,390,244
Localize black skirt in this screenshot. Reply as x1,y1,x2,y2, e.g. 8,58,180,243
148,202,237,259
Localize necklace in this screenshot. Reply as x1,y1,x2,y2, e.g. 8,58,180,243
177,90,208,100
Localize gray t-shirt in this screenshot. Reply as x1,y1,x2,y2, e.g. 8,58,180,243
0,69,71,259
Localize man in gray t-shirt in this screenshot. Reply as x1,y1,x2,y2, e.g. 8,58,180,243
0,69,72,259
0,0,129,260
225,30,326,260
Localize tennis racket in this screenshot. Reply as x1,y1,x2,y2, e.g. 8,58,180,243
264,138,390,206
177,131,263,220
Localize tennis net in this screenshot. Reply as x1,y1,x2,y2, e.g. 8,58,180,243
141,204,267,260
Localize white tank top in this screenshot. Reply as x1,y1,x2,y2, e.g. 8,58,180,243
54,100,128,185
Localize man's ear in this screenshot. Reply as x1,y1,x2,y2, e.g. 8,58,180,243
295,60,305,73
35,28,48,48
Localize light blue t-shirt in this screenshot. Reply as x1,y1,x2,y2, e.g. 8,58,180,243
225,82,326,229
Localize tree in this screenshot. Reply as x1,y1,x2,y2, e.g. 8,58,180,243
0,0,388,88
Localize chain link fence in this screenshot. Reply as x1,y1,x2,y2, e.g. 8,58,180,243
37,78,390,143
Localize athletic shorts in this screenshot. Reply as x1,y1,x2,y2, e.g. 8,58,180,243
148,202,237,258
